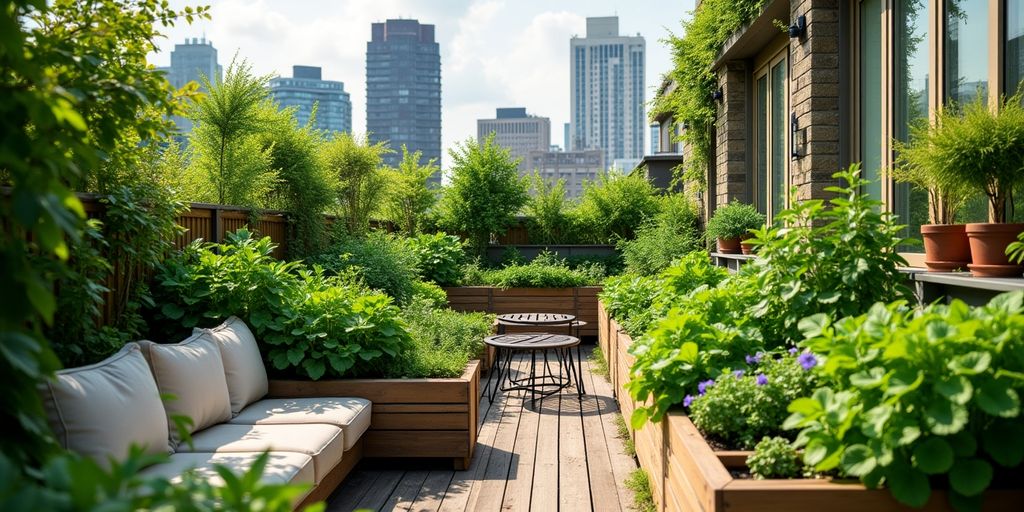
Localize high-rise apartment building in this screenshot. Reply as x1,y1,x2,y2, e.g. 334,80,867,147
477,108,551,175
269,66,352,135
366,19,442,184
569,17,646,165
158,37,222,134
526,149,604,199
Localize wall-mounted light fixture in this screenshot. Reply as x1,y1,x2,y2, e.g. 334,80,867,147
790,112,803,160
711,88,723,102
789,15,806,39
682,121,690,130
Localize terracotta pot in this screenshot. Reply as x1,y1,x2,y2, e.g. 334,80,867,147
920,224,971,272
739,234,756,255
716,237,742,254
965,223,1024,277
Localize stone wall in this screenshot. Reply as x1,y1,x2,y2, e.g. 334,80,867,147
714,61,750,207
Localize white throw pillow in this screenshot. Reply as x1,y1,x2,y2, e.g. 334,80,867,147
197,316,269,415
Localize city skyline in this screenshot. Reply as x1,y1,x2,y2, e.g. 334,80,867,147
149,0,692,170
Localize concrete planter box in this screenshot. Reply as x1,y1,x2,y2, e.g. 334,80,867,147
268,360,480,470
444,286,601,338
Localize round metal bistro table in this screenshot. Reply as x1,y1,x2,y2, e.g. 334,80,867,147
495,313,588,394
484,333,583,403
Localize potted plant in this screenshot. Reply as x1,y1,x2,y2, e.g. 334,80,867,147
892,120,973,271
705,202,765,254
929,95,1024,277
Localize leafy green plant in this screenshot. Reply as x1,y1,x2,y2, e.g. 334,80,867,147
410,280,448,309
321,132,391,235
787,292,1024,510
389,298,494,378
525,172,573,244
408,232,465,286
618,194,702,275
705,201,765,241
600,273,662,337
891,115,974,224
572,171,660,242
381,145,439,237
438,134,529,255
747,436,802,480
1007,231,1024,263
464,252,604,288
625,469,656,512
310,231,420,304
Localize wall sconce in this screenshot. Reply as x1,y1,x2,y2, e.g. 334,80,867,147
682,121,690,130
788,15,806,39
790,112,804,160
711,88,723,102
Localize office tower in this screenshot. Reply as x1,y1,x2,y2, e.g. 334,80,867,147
269,66,352,135
476,108,551,175
569,16,646,165
564,122,571,151
526,149,604,199
159,37,222,134
366,19,442,184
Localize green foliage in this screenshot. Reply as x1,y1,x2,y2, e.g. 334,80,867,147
410,280,448,309
911,93,1024,223
525,172,573,244
463,252,605,288
747,437,802,480
0,0,206,468
892,114,975,224
654,0,768,186
408,232,466,286
381,145,439,236
689,353,817,449
185,58,278,207
625,469,656,512
321,132,391,235
439,134,529,255
618,194,702,275
310,231,420,304
152,230,413,380
787,293,1024,510
748,165,913,345
705,201,765,241
388,298,494,378
590,346,610,380
1007,231,1024,263
573,171,661,242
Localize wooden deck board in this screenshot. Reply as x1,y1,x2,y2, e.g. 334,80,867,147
327,347,637,512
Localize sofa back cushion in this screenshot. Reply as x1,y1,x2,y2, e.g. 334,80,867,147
139,333,232,450
41,343,170,467
198,316,268,415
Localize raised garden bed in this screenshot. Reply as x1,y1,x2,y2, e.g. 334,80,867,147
268,360,480,470
445,286,600,338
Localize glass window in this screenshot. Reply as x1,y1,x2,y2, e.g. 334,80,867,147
1008,1,1024,94
894,0,931,251
861,0,883,200
756,75,768,215
770,57,787,215
945,0,989,105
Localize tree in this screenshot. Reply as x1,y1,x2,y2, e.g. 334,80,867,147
185,58,277,207
382,145,438,236
439,134,529,255
525,172,571,244
321,132,391,235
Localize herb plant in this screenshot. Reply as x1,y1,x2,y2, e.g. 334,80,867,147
786,293,1024,510
618,194,703,275
704,201,765,241
389,297,494,378
572,171,661,242
408,232,466,286
747,437,802,480
309,231,420,304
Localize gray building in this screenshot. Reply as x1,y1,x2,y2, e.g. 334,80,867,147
569,17,646,165
366,19,442,184
269,66,352,135
477,108,551,175
158,37,222,134
526,149,604,199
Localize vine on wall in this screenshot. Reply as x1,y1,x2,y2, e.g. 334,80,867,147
652,0,769,189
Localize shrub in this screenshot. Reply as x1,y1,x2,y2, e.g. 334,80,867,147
309,231,419,304
787,293,1024,509
600,273,662,337
705,201,765,241
573,171,661,242
438,134,529,255
465,252,605,288
381,145,438,236
618,194,702,275
525,173,573,244
389,298,494,378
321,132,390,235
408,232,465,286
747,437,802,480
410,280,448,309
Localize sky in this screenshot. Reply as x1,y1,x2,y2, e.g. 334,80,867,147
150,0,697,168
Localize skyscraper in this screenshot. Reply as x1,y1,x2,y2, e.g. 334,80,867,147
269,66,352,135
476,108,551,175
526,149,604,199
569,17,646,167
158,37,221,134
366,19,442,184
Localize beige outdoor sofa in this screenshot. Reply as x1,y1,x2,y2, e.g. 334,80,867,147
39,316,370,510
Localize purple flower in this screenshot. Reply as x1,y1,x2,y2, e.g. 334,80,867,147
745,352,763,365
798,352,818,370
697,379,715,395
733,369,745,379
756,373,768,386
683,395,694,408
788,347,799,355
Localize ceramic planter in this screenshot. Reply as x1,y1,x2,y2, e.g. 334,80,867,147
716,237,742,254
965,223,1024,277
920,224,971,272
739,234,756,255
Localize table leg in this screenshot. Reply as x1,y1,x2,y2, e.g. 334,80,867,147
576,345,586,396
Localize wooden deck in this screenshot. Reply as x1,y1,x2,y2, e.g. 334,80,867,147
325,346,638,512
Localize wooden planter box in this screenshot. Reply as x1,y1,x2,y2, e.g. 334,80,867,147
267,360,480,470
444,286,601,337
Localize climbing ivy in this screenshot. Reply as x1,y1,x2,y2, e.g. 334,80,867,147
652,0,769,189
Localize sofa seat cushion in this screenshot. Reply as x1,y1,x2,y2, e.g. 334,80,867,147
229,398,371,450
139,451,314,494
41,343,170,467
197,317,268,415
180,423,344,484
